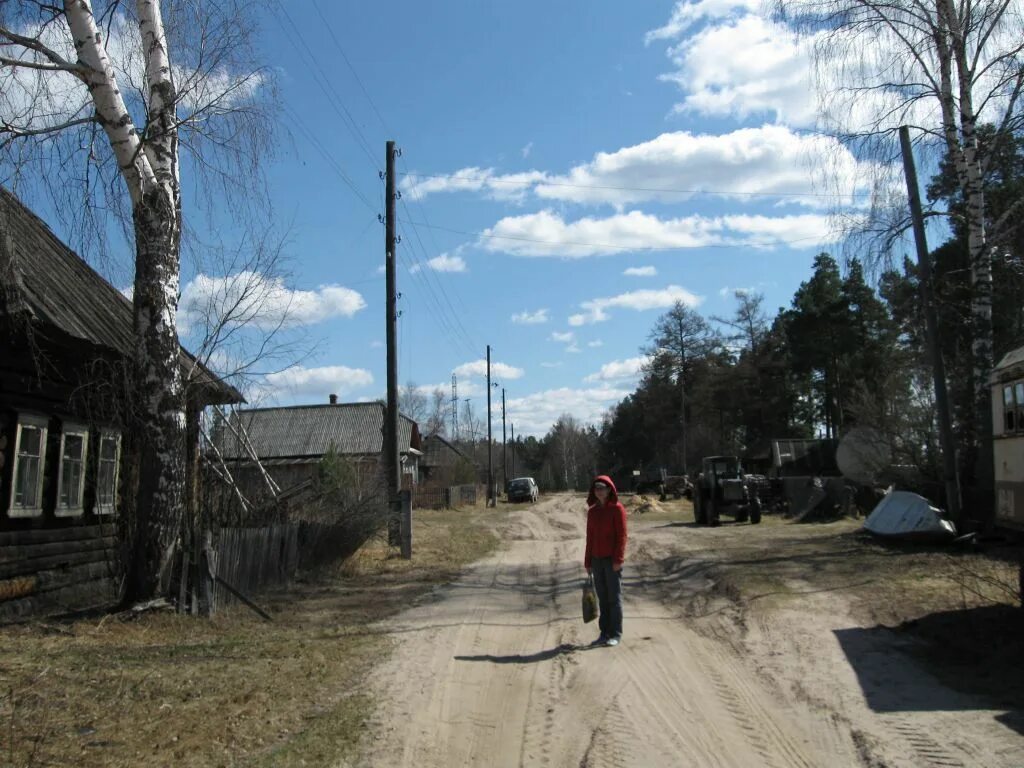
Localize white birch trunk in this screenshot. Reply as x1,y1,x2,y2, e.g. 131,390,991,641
64,0,186,600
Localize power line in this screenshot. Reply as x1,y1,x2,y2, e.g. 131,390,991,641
271,0,380,172
398,197,480,354
310,0,391,135
283,105,378,214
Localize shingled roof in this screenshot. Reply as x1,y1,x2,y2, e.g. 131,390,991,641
220,402,421,461
421,434,471,468
0,186,241,405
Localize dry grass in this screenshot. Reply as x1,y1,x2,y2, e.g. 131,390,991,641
0,504,501,768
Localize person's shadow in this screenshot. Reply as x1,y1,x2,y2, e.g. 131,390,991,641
454,642,599,664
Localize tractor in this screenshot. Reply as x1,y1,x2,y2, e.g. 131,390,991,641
693,456,762,526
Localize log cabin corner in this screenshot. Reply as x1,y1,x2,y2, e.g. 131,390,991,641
0,186,242,622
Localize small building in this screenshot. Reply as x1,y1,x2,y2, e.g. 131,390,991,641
216,399,422,502
0,186,240,620
992,344,1024,530
419,433,476,487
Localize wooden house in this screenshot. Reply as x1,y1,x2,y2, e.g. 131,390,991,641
419,433,476,486
216,398,422,503
0,186,241,620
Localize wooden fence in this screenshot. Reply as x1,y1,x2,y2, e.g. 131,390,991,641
412,484,481,510
212,521,372,609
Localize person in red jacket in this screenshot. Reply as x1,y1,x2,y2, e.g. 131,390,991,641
584,474,627,646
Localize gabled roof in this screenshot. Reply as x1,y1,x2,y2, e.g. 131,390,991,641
421,433,471,468
0,186,241,405
220,401,421,460
994,344,1024,382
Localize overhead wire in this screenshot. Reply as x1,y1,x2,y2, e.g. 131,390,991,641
271,0,380,172
310,0,392,135
283,105,378,214
282,1,482,363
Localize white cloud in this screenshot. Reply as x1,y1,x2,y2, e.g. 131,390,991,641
623,266,657,277
550,331,575,343
411,253,467,273
453,359,525,380
263,365,373,398
179,272,365,332
480,209,838,258
408,127,865,211
644,0,761,43
658,15,818,127
522,141,534,158
584,356,651,383
540,362,563,368
534,126,862,208
404,167,548,202
512,308,549,324
566,343,581,354
370,340,384,348
569,285,702,326
588,340,604,348
507,386,632,436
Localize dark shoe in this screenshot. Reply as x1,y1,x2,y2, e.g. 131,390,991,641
591,634,607,646
605,637,620,647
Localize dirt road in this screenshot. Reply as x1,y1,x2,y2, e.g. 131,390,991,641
353,494,1022,767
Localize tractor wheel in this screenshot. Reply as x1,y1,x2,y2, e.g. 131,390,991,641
694,491,707,524
736,507,749,523
708,498,721,527
750,497,763,525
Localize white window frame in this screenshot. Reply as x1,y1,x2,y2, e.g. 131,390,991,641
55,422,89,517
95,431,121,516
9,413,48,518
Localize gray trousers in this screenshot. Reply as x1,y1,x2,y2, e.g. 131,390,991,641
591,556,623,639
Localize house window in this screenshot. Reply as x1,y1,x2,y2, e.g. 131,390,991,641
56,424,89,517
96,433,120,515
1006,385,1017,432
1017,382,1024,434
10,415,47,518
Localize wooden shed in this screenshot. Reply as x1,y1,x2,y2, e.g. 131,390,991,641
0,186,241,621
217,399,422,504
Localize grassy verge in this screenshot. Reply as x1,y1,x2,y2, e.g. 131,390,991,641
0,504,502,768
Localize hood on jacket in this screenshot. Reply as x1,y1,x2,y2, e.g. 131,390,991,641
587,474,619,507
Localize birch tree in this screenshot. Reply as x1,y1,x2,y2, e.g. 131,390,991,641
1,0,275,601
773,0,1024,486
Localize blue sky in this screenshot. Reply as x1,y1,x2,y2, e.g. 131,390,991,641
224,0,869,435
8,0,887,436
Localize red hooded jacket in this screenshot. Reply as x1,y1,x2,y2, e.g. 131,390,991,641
584,475,627,569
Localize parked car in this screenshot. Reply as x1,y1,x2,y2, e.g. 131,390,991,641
507,477,539,503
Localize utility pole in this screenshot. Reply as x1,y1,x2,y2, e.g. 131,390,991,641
486,345,494,507
510,422,516,480
899,126,962,523
501,388,507,491
384,140,401,543
451,373,459,441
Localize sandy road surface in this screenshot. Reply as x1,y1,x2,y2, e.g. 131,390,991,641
353,495,1021,768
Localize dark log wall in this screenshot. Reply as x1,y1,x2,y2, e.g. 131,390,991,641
0,524,119,622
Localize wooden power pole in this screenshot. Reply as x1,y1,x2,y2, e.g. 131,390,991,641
899,126,962,523
501,387,507,491
384,140,402,543
486,345,494,507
